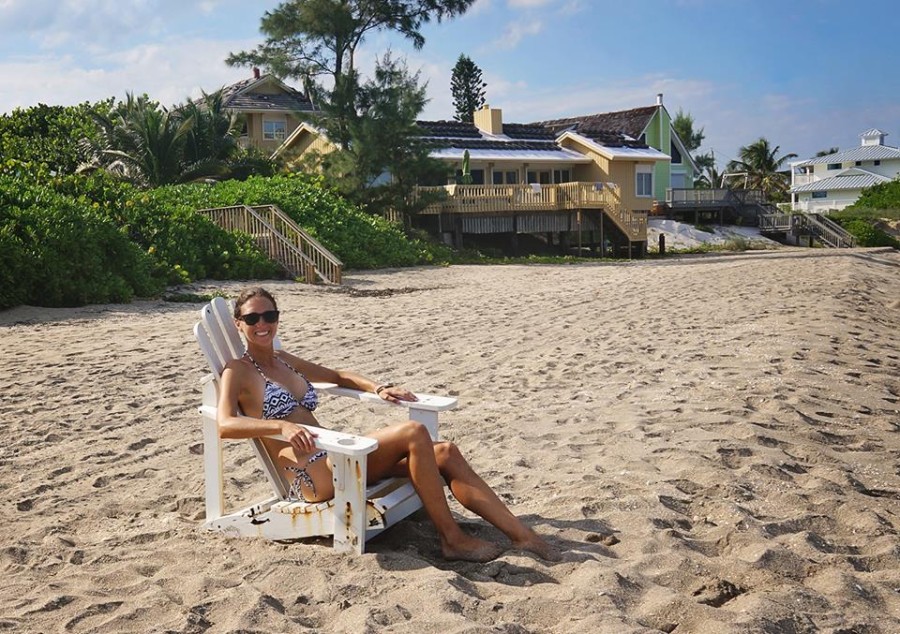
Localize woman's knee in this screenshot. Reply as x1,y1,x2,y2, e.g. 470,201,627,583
433,440,465,470
398,420,432,444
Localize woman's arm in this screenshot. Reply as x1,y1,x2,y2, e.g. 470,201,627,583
278,351,417,403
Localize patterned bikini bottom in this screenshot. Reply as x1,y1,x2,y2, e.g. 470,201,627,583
285,450,328,502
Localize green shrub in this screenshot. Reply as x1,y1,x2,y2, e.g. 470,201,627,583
0,176,162,308
147,174,448,270
840,219,900,248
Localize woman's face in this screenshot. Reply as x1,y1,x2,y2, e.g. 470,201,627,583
235,295,279,346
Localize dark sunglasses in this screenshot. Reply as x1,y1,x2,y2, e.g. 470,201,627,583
238,310,280,326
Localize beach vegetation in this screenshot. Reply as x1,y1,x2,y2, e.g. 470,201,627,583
0,101,112,174
831,180,900,248
78,92,277,188
0,165,161,308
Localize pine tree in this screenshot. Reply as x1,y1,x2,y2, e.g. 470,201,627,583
451,54,486,123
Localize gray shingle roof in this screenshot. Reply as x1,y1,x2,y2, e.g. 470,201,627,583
218,75,314,113
533,106,658,139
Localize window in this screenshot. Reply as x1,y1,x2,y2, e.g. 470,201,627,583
527,171,551,184
855,161,862,166
636,166,653,197
263,119,286,141
456,168,484,184
492,170,519,184
875,160,881,166
827,163,841,170
553,169,571,183
670,141,682,164
812,191,828,199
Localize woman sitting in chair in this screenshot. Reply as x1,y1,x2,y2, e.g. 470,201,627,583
218,287,559,563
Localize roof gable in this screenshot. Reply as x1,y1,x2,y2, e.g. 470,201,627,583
533,106,658,139
218,74,315,114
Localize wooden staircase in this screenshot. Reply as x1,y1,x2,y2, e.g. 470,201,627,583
758,212,855,248
198,205,343,284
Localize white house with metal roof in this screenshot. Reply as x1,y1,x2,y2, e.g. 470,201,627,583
790,129,900,212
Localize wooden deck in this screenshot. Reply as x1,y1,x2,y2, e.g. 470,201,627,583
412,182,647,242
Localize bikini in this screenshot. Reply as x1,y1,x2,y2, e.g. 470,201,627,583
245,352,327,502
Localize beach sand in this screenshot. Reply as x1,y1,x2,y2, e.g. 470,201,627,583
2,247,899,633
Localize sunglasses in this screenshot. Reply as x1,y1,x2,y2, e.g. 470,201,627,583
238,310,280,326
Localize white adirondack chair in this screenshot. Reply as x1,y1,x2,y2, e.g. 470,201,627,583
193,296,457,554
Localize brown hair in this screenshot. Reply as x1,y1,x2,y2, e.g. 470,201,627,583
233,287,278,318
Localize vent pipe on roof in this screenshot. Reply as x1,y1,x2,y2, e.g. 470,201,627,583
656,93,663,106
253,67,261,79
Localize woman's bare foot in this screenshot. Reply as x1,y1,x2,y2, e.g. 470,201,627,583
441,533,503,562
513,534,562,561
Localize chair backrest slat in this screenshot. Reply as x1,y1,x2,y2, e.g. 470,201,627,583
196,297,245,378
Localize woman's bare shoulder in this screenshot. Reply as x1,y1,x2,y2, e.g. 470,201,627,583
223,356,254,375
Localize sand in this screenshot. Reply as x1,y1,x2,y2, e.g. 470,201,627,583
2,247,899,633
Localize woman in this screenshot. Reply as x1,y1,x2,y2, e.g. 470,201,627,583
218,287,559,563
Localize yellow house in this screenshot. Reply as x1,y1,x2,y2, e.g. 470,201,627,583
218,68,316,154
275,103,679,257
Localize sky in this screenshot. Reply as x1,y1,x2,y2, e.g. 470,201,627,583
2,0,899,166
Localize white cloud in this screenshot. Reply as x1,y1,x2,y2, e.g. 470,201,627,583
490,19,543,50
0,36,261,113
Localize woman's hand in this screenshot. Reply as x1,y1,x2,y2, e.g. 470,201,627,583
281,421,319,455
377,385,418,404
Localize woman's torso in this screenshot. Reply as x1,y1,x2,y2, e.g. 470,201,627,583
239,353,319,425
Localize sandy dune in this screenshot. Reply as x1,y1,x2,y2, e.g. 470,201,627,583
2,247,899,633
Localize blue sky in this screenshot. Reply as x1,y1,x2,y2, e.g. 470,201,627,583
2,0,899,166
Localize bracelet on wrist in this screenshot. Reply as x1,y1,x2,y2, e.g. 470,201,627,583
375,383,395,395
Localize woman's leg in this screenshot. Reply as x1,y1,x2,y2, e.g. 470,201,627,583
431,441,559,560
367,421,502,562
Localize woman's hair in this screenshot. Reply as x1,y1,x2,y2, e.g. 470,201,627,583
233,287,278,318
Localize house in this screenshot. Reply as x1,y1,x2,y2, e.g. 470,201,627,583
790,129,900,212
275,97,700,257
217,68,316,153
535,93,700,203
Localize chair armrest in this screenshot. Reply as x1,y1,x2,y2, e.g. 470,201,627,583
311,383,458,412
197,405,378,457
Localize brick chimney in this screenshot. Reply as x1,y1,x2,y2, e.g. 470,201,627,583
474,105,503,135
253,67,261,79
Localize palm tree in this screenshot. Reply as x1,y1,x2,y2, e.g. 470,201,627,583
727,137,797,201
693,151,720,188
177,91,242,182
80,93,245,187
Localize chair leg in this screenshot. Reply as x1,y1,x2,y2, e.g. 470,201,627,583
331,453,369,554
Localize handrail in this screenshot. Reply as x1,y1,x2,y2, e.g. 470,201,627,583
250,205,344,282
198,205,343,284
803,213,855,248
758,212,855,248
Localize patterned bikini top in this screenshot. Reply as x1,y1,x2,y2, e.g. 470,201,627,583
245,352,318,418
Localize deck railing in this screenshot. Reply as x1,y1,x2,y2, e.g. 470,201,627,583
412,182,646,241
666,188,767,207
198,205,343,284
